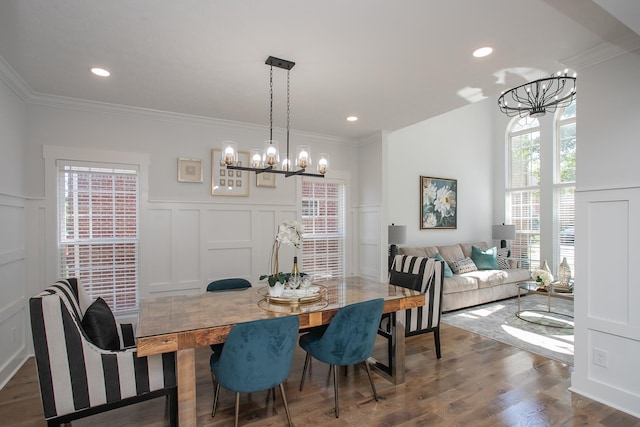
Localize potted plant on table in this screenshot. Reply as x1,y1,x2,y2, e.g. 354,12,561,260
531,268,553,291
260,219,304,296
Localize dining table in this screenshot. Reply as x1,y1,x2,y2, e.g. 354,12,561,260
136,275,425,426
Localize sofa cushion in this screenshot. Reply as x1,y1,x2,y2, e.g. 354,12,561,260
460,241,489,258
471,245,499,270
450,257,478,274
398,247,429,257
442,275,478,294
431,253,453,277
437,244,465,263
82,297,120,350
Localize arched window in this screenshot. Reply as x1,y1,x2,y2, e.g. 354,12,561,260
506,117,541,269
505,100,576,277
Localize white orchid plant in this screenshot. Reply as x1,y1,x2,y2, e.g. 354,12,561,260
260,220,304,287
531,269,553,286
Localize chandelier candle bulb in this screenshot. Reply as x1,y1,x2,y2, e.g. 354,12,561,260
250,149,262,168
317,154,329,174
296,145,311,169
221,141,238,166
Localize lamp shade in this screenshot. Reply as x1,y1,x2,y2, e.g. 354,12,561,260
492,224,516,240
388,224,407,245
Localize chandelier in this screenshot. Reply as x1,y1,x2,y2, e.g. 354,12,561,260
221,56,328,178
498,70,576,118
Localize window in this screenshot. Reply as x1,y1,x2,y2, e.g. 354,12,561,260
300,178,345,279
505,100,576,275
58,162,139,313
507,117,541,269
555,102,576,274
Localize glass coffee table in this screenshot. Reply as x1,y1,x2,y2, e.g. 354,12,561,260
516,281,574,328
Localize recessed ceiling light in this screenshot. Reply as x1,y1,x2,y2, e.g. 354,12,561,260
472,47,493,58
346,116,358,122
90,67,111,77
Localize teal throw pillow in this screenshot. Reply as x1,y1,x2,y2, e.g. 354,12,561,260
432,253,453,278
471,245,499,270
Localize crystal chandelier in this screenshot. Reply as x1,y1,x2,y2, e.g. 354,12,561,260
498,70,576,118
222,56,329,178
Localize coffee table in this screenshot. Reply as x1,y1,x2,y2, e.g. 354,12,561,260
516,281,574,328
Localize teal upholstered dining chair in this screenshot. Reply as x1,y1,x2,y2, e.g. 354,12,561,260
210,315,299,427
298,298,385,418
206,278,252,292
206,278,252,353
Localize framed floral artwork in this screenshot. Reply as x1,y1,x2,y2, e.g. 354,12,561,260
420,176,457,229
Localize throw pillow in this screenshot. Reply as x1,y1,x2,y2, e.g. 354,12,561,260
389,270,422,291
497,256,511,269
450,257,478,274
82,297,120,350
496,247,510,258
431,253,453,278
471,245,499,270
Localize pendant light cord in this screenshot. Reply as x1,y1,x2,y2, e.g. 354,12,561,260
269,65,273,142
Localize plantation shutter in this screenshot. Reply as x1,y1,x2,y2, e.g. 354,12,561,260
58,161,139,313
300,178,345,279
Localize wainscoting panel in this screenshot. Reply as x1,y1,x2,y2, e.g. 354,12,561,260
586,199,629,324
174,209,201,282
359,206,381,280
572,187,640,418
145,209,173,293
0,194,27,390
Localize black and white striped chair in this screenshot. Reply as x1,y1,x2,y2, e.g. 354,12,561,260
29,279,177,427
379,255,445,361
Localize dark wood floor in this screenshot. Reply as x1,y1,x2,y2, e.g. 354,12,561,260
2,323,639,426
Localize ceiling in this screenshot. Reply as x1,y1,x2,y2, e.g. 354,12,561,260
0,0,639,140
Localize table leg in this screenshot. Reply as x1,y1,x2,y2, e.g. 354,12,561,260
177,348,196,426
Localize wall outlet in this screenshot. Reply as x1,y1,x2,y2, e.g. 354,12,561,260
593,348,608,368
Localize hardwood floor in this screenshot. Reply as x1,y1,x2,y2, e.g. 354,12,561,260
2,323,639,426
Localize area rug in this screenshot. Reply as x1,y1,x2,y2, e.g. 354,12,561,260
441,293,574,365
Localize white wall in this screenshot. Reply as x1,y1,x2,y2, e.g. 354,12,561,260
0,66,29,389
0,65,360,388
570,50,640,418
387,99,496,249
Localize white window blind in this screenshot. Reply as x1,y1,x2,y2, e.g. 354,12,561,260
58,162,139,313
300,178,345,279
507,117,541,270
555,101,576,274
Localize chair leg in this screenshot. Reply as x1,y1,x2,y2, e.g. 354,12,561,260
332,364,340,418
234,392,241,427
434,327,442,359
363,361,378,401
279,383,293,427
300,352,311,391
212,382,221,417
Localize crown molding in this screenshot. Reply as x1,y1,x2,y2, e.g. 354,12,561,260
0,56,32,102
562,33,640,71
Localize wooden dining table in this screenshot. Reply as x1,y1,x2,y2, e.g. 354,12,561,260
136,276,425,426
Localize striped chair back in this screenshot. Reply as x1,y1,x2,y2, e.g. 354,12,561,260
29,279,176,424
391,255,444,334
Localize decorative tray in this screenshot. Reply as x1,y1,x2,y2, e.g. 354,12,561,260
257,285,326,305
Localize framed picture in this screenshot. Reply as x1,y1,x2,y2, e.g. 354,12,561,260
177,158,203,183
211,149,250,196
256,172,277,188
420,176,457,229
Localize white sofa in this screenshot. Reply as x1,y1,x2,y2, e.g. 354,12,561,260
399,241,531,312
